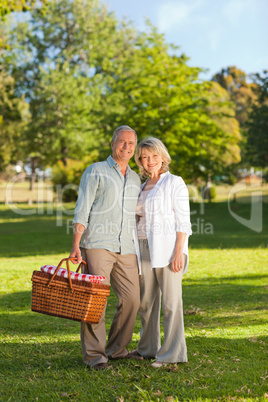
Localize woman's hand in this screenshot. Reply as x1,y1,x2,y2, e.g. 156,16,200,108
171,250,184,272
171,232,187,272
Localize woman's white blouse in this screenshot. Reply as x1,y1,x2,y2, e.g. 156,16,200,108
135,171,192,273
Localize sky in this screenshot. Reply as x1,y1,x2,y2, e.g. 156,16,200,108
103,0,267,80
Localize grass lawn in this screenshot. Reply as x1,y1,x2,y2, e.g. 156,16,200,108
1,180,268,204
0,199,267,401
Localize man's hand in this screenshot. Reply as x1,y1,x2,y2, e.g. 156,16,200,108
69,247,82,264
69,223,85,264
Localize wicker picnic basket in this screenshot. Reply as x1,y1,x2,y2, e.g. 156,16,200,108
31,257,110,324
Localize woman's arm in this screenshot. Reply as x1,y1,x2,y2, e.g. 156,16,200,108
172,176,192,236
171,176,191,272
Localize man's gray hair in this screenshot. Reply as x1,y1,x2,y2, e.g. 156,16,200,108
112,125,137,143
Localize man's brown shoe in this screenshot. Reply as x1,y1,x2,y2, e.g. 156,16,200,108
91,363,112,370
127,350,144,361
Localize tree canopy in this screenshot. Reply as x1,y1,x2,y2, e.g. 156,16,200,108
0,71,29,170
212,67,260,173
212,66,257,128
1,0,245,181
0,0,48,16
246,71,268,168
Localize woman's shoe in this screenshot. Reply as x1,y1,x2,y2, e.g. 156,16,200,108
151,361,169,368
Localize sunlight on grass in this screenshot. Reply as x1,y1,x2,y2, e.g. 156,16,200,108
0,203,267,401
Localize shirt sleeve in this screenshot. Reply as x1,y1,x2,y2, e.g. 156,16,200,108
172,176,192,236
72,165,100,228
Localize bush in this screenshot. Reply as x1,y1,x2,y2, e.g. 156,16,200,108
262,170,268,183
187,185,201,202
209,185,217,200
201,184,217,201
52,151,99,202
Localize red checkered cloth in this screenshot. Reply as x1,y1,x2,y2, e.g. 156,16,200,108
41,265,105,284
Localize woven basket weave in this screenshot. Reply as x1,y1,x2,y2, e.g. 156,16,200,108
31,258,110,324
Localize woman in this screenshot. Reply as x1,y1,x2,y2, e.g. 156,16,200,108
132,137,192,367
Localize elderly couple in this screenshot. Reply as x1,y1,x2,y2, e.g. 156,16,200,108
70,125,192,370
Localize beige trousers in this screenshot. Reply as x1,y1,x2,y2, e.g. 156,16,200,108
80,248,140,366
137,239,188,363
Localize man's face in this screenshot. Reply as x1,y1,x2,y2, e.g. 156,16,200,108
111,131,136,164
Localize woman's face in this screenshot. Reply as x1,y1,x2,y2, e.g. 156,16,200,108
140,148,164,177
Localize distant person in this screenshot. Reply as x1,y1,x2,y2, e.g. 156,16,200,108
70,126,141,370
130,137,192,367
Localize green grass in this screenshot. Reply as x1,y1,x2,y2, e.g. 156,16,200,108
0,201,268,401
1,181,267,204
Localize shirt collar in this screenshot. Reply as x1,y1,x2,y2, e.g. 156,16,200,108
107,155,117,168
160,171,170,178
107,155,131,173
141,171,169,189
157,171,170,185
155,171,170,183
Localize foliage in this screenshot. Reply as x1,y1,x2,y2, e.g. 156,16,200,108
211,66,262,173
0,71,30,171
204,82,241,167
52,151,99,201
24,67,104,166
3,0,139,165
209,185,217,200
246,71,268,168
263,169,268,183
2,0,243,181
0,0,47,16
212,66,257,128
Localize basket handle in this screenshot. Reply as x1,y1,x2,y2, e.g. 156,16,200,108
68,257,89,274
47,257,89,292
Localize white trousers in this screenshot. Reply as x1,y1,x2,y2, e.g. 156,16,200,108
137,239,188,363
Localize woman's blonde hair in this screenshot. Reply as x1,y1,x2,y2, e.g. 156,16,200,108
135,137,171,178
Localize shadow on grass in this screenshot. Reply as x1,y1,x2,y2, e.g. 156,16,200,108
190,201,268,249
0,202,267,257
1,277,267,399
0,336,267,400
182,274,268,328
1,272,267,336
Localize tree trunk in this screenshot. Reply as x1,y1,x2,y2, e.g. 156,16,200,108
61,144,68,166
30,157,37,191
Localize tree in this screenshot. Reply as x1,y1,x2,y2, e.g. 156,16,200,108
0,0,47,16
212,66,257,127
4,0,139,165
204,82,241,163
246,71,268,168
101,27,242,180
0,71,29,170
212,66,260,172
2,0,242,181
24,65,104,166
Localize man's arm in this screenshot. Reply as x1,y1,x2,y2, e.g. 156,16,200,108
70,165,100,264
69,223,85,264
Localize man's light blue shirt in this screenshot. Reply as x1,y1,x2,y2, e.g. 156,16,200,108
73,155,141,255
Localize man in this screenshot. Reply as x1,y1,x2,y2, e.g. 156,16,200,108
70,126,141,370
